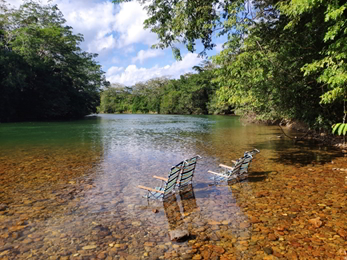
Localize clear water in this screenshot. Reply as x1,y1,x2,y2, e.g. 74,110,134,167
0,114,346,259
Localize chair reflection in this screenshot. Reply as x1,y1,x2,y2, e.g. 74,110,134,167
179,184,198,217
162,184,198,231
163,195,183,230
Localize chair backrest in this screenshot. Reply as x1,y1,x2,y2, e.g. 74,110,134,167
163,161,184,197
244,148,260,157
227,158,243,177
178,156,200,188
240,153,253,174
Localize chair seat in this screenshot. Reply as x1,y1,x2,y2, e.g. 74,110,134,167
155,187,165,192
144,188,164,200
139,161,184,201
214,173,238,181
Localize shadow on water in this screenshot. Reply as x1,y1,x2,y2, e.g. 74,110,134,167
247,171,272,182
251,138,343,166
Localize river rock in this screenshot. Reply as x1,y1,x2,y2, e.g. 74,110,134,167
337,229,346,239
0,204,7,211
264,247,273,255
308,217,323,228
82,245,97,250
169,229,189,241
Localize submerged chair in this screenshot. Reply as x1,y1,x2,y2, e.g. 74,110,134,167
239,148,260,174
208,147,260,183
239,152,254,175
228,148,260,174
245,148,260,157
177,155,201,188
208,158,244,182
151,156,201,189
138,161,184,201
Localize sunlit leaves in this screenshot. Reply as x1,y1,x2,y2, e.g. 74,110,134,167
115,0,241,58
332,123,347,136
281,1,347,108
112,0,347,130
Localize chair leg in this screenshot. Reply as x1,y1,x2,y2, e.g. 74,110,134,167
213,175,217,185
146,191,150,204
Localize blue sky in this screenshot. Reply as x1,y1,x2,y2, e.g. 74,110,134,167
10,0,225,86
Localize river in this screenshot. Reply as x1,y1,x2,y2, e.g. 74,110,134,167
0,114,346,259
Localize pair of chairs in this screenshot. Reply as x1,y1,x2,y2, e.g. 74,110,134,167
138,155,201,201
208,149,260,182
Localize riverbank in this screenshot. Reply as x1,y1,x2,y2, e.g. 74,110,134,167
240,113,346,147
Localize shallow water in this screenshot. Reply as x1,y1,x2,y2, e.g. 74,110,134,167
0,114,346,260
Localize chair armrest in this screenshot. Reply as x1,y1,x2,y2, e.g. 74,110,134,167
208,170,228,177
152,175,168,182
219,164,234,170
138,185,164,194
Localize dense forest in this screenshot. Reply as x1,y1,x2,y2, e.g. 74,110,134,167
0,1,109,122
109,0,346,131
98,62,229,115
1,0,346,131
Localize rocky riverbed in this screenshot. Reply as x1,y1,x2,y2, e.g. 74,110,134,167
0,146,346,260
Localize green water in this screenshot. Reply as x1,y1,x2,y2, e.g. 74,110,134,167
0,114,345,259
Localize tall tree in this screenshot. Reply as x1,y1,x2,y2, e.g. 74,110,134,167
0,0,109,122
113,0,347,129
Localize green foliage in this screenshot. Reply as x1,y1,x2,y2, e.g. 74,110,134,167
0,1,108,122
332,123,347,136
113,0,346,130
99,64,220,115
114,0,237,58
279,1,347,106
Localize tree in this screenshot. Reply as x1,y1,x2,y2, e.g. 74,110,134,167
113,0,244,59
113,0,346,128
279,0,347,131
99,84,132,113
0,0,109,122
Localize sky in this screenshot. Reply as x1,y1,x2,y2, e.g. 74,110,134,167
9,0,225,86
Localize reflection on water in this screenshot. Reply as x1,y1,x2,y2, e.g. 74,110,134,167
0,114,346,259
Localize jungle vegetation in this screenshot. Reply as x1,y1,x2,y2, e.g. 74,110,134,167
111,0,347,130
98,62,226,115
0,1,109,122
1,0,346,131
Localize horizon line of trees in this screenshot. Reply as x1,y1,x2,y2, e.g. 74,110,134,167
1,0,346,131
98,61,233,115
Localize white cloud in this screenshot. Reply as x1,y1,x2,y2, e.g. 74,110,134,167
10,0,204,83
215,43,224,52
7,0,22,8
124,46,135,54
57,1,118,54
10,0,156,55
106,53,203,86
132,49,164,64
106,66,124,78
114,2,157,48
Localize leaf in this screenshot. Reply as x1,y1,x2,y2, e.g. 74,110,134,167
172,47,182,61
337,123,345,135
332,123,341,134
343,124,347,136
